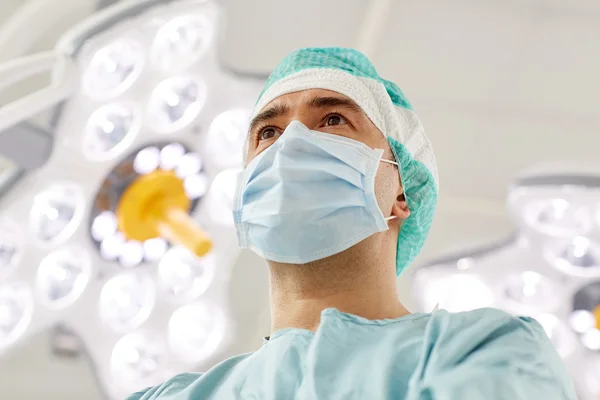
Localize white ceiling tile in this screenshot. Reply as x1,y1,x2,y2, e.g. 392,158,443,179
423,104,599,201
375,0,534,105
506,16,600,119
220,0,368,75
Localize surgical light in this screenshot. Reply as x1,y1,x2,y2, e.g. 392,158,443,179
167,302,226,363
204,168,240,226
83,103,141,161
0,217,21,280
99,272,155,333
82,38,144,100
412,166,600,400
158,247,215,302
0,283,33,349
36,246,91,309
110,332,166,392
205,109,252,168
0,0,262,398
151,15,213,72
30,183,83,245
412,267,494,312
499,271,560,313
148,76,207,133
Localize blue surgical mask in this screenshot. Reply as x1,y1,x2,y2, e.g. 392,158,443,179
233,120,398,264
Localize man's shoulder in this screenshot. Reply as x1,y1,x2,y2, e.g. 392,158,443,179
125,352,256,400
125,373,203,400
440,307,545,332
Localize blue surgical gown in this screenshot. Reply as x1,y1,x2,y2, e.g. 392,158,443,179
127,307,577,400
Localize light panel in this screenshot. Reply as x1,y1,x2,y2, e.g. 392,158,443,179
0,0,263,398
411,168,600,400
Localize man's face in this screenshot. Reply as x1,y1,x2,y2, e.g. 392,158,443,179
246,89,404,220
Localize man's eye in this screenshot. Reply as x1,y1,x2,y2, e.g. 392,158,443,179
325,114,347,126
259,127,278,141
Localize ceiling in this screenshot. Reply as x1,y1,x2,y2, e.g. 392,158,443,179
0,0,598,398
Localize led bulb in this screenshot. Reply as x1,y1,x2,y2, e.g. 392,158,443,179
101,232,126,261
175,153,203,179
159,143,186,171
99,272,155,332
546,237,600,277
0,283,32,348
83,39,144,100
91,211,118,241
143,238,168,262
148,77,206,133
133,147,161,175
168,302,225,362
119,241,144,267
205,109,252,167
152,15,213,71
569,310,597,334
30,184,82,244
158,247,215,302
205,169,240,225
0,218,21,279
37,247,91,309
184,174,208,200
500,271,559,313
83,104,139,160
525,198,591,237
582,329,600,351
110,332,166,391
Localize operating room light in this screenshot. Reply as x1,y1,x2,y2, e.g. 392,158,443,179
110,332,166,391
525,198,592,237
204,168,240,226
83,39,144,100
99,272,155,332
0,218,21,279
500,271,560,313
414,170,600,399
546,237,600,277
158,247,215,301
148,76,207,133
205,109,252,168
0,283,32,348
159,142,186,171
133,146,161,175
413,269,494,313
30,184,83,245
36,246,91,309
83,103,140,161
151,15,213,72
91,211,118,242
0,0,263,397
569,310,597,334
167,302,226,363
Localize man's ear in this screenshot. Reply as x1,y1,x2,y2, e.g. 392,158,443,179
391,193,410,220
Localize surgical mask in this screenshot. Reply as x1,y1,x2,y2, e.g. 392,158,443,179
233,120,398,264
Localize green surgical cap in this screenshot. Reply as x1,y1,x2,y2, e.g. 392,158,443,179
251,47,439,275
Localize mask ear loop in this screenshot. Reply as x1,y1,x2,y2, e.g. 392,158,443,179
380,158,401,222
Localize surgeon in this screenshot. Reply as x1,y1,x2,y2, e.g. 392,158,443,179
127,48,577,400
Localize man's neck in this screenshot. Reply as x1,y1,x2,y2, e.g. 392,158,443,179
267,244,409,333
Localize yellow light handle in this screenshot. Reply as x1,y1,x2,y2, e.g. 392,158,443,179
155,207,213,257
594,305,600,330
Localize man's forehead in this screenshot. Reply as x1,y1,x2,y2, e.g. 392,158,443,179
265,88,350,108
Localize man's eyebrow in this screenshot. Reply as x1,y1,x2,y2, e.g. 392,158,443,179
307,96,363,113
249,103,289,133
